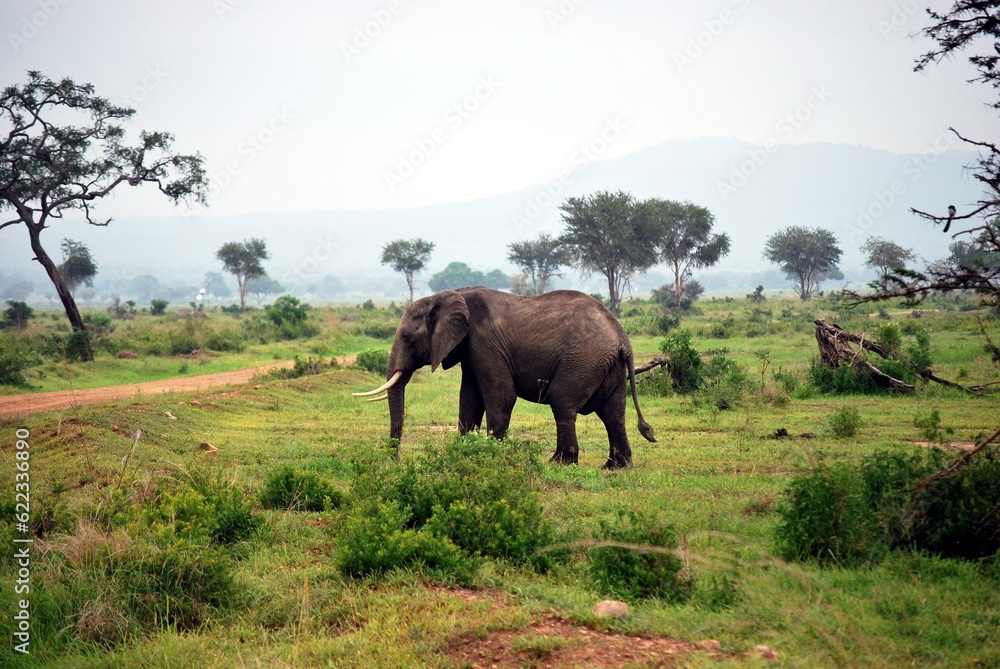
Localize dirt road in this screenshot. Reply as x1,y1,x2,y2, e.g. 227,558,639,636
0,360,302,418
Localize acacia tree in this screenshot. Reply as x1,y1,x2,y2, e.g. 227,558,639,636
559,190,659,315
0,72,207,360
217,238,269,312
58,239,98,296
646,199,730,308
506,233,570,295
861,236,916,282
381,238,434,303
763,226,843,300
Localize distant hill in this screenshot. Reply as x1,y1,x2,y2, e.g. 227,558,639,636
0,138,982,301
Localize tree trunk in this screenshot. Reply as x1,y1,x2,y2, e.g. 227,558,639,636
673,262,683,308
606,268,620,315
237,275,248,312
27,223,93,361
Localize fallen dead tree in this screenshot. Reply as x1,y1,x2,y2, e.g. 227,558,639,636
813,319,989,395
813,319,915,393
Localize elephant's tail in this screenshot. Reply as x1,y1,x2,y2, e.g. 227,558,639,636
624,349,656,443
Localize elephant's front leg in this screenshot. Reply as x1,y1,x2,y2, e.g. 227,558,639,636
549,406,580,465
458,371,485,434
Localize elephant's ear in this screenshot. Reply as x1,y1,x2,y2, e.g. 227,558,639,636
429,291,469,372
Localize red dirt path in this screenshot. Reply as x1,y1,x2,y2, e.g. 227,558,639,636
0,355,364,418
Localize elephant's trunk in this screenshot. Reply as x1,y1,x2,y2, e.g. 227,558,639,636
386,342,414,442
387,377,409,441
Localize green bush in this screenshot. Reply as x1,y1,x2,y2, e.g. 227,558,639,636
808,357,899,394
265,295,309,326
861,450,944,548
362,321,398,339
260,465,342,512
204,324,247,352
699,350,749,409
334,500,472,582
877,321,903,358
660,329,702,393
168,322,201,355
772,368,800,394
188,471,260,545
2,299,33,328
145,473,260,545
356,348,390,376
589,509,691,602
829,406,862,439
336,434,552,582
775,463,882,566
776,446,1000,565
637,367,674,398
907,447,1000,559
65,329,92,362
149,299,169,316
0,348,37,387
83,311,114,334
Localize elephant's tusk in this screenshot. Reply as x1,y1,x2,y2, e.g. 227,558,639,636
366,393,388,403
352,370,403,397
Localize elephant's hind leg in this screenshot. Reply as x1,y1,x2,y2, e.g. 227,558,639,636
596,389,632,469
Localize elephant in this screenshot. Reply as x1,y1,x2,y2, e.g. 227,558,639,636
353,286,656,469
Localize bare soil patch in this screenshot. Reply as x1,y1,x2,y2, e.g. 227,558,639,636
908,440,977,452
436,588,750,668
444,612,728,668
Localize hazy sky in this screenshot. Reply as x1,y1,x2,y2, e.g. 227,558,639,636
2,0,993,222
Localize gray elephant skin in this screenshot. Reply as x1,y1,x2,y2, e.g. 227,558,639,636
355,286,656,468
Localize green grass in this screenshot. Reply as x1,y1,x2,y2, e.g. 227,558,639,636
0,306,396,394
0,295,998,667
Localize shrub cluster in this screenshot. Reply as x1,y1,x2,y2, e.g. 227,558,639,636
355,348,390,376
829,406,863,439
334,433,552,582
776,447,1000,565
260,465,343,511
0,336,40,387
651,331,750,407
